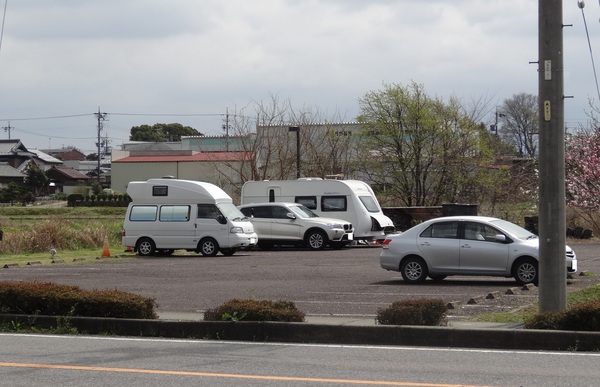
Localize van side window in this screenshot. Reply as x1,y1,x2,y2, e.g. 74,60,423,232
197,204,221,220
130,205,158,221
159,205,190,222
321,196,347,212
295,196,317,209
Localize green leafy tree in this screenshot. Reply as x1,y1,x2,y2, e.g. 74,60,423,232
24,163,49,196
130,123,203,142
354,81,494,207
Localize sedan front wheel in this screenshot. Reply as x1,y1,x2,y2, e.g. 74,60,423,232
513,258,538,285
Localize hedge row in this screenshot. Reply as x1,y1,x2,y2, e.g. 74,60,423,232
525,300,600,331
203,299,306,322
376,298,448,326
0,281,158,319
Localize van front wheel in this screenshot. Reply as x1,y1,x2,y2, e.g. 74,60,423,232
198,238,219,257
137,238,155,256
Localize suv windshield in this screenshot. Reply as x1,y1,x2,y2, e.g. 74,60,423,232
289,204,319,218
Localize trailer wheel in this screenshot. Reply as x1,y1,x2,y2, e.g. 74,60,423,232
137,238,155,256
198,238,219,256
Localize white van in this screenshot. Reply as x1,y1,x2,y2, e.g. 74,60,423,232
240,178,395,241
122,178,257,256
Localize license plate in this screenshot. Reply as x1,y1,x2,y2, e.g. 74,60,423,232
347,233,353,240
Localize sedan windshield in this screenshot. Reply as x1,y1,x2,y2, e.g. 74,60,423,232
289,204,319,218
490,219,537,240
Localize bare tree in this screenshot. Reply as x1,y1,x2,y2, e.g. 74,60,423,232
499,93,539,157
215,95,355,197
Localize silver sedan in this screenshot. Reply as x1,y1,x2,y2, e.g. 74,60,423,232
380,216,578,285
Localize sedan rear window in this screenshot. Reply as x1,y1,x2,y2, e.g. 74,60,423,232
420,222,459,239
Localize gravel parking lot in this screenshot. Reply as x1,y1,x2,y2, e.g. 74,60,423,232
1,241,599,319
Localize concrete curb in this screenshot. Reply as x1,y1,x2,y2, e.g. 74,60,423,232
2,313,600,351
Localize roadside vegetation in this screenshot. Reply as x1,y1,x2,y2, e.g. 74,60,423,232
473,282,600,326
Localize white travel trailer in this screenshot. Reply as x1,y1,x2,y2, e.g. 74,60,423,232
241,178,395,241
122,178,257,256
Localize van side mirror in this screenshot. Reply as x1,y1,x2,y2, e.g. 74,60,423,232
217,215,227,225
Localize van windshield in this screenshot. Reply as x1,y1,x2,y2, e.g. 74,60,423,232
359,196,379,213
217,203,247,221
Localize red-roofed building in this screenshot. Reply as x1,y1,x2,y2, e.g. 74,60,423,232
111,150,253,198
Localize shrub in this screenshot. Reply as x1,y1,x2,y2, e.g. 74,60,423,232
204,299,305,322
376,298,447,326
525,300,600,331
67,194,84,206
0,281,158,319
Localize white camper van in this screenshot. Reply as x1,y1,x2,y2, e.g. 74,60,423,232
241,178,395,241
122,178,257,256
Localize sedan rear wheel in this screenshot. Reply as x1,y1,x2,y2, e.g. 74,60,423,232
400,257,428,284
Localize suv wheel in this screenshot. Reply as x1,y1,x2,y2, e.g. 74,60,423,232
306,230,327,250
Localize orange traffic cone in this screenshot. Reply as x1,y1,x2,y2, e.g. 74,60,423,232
101,236,111,257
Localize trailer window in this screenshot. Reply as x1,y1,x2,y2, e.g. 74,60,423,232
159,205,190,222
321,196,347,212
359,195,379,213
295,196,317,210
129,206,158,221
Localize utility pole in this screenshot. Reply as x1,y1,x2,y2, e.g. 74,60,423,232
94,108,107,185
2,121,12,139
222,108,230,151
538,0,566,312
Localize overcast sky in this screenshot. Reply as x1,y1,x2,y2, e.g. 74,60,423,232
0,0,598,154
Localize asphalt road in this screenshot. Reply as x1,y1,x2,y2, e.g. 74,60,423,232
2,241,599,319
2,333,600,387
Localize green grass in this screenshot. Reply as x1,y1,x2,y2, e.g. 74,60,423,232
473,283,600,323
0,247,138,268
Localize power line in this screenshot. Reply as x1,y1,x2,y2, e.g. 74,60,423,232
578,0,600,102
0,113,92,121
0,0,7,56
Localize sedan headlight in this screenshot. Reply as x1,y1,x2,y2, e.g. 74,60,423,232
230,226,244,234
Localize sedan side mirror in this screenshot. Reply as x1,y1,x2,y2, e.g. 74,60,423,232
286,212,296,220
494,234,506,242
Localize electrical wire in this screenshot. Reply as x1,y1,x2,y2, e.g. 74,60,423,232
0,0,7,56
579,0,600,102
